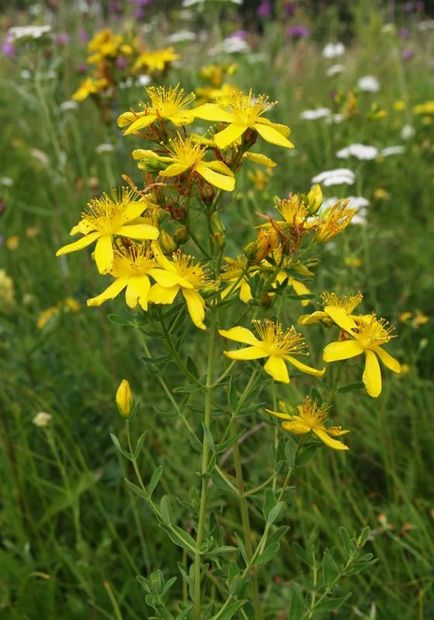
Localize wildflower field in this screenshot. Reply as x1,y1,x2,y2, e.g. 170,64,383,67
1,1,433,618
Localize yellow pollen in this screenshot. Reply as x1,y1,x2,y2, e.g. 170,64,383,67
353,315,395,347
145,85,195,117
299,397,329,426
111,244,155,277
221,90,274,125
253,320,307,356
82,189,139,234
172,251,209,288
321,291,363,314
168,137,205,168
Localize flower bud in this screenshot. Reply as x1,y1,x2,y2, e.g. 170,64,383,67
307,184,323,214
159,230,177,253
173,225,189,244
116,379,133,418
210,212,225,235
242,240,257,260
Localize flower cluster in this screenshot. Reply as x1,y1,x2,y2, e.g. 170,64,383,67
57,84,401,454
72,28,179,110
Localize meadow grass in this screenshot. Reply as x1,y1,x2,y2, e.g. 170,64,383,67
0,2,433,618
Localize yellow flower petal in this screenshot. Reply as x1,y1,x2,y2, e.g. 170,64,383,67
288,277,311,307
148,283,179,305
363,350,382,398
313,428,349,451
125,276,151,310
298,311,328,325
117,224,159,240
218,326,260,346
94,235,114,274
224,346,266,360
149,269,184,288
323,340,363,362
214,123,246,149
193,103,234,123
124,200,148,221
373,346,401,374
264,355,290,383
56,232,100,256
281,419,310,434
253,122,294,148
265,408,292,421
286,355,325,376
324,306,357,334
123,114,157,135
160,163,191,177
87,278,128,306
239,280,252,303
204,160,234,175
242,152,277,168
182,288,206,330
197,163,235,191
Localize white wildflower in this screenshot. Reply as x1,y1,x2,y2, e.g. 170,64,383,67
311,168,355,187
300,107,331,120
357,75,380,93
336,144,378,160
322,42,345,59
32,412,52,427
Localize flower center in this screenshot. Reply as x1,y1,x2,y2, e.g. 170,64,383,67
353,315,394,348
253,320,306,356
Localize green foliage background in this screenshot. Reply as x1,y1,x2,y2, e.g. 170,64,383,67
0,1,433,618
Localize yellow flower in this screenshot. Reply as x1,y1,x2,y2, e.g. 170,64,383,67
72,77,109,102
118,85,195,134
116,379,133,418
132,47,179,73
373,188,390,201
56,189,159,274
220,256,258,303
393,100,406,112
315,200,355,242
299,292,363,326
133,136,235,191
413,101,434,115
87,29,124,63
64,297,81,313
219,320,325,383
6,235,19,250
193,90,294,150
37,306,59,330
87,244,166,310
148,248,210,330
266,397,349,451
323,307,401,398
0,269,16,314
247,168,272,191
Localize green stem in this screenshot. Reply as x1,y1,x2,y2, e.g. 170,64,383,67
193,311,217,619
232,423,263,619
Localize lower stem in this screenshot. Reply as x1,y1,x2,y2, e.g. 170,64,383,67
194,313,217,619
232,425,263,620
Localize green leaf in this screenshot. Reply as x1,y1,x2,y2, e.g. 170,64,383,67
314,592,352,613
133,430,148,460
211,600,246,620
124,478,148,501
205,545,238,557
186,356,199,380
110,433,132,461
159,495,172,525
321,549,340,587
296,444,318,468
148,465,163,497
287,583,306,620
163,525,196,553
254,541,280,567
39,471,98,525
267,501,286,525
